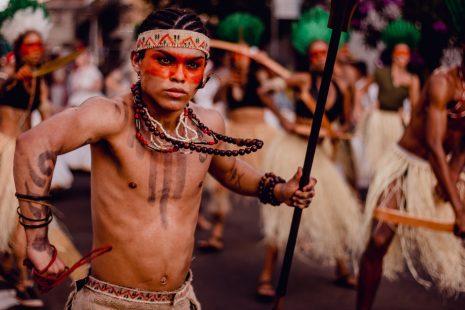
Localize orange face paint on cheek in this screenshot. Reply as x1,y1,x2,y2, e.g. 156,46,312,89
145,60,172,79
20,43,44,57
184,67,204,85
143,51,205,84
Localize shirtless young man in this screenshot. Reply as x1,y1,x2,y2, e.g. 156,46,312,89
13,8,316,309
357,40,465,309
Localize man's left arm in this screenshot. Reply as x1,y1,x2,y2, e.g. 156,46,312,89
209,155,316,209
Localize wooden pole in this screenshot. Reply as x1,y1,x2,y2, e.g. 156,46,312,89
273,1,359,308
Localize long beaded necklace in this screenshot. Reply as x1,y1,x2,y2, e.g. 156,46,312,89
132,81,264,156
448,66,465,120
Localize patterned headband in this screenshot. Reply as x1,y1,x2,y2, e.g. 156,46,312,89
135,29,210,58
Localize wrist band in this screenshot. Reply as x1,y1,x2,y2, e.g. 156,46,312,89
17,206,53,229
16,193,52,202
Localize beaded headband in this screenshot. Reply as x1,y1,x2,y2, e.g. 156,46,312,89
135,29,210,58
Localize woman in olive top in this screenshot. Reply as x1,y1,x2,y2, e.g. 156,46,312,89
358,19,420,178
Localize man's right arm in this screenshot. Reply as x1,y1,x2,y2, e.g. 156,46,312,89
425,74,465,235
14,97,127,272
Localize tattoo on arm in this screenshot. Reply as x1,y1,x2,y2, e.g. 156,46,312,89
38,151,54,176
31,235,48,252
230,165,244,190
28,163,46,188
199,153,208,163
27,203,46,219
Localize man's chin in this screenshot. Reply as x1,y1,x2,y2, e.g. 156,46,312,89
156,98,189,111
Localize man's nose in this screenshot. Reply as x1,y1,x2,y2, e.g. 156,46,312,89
170,64,186,83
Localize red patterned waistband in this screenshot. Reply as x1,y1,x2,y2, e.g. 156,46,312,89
85,272,192,305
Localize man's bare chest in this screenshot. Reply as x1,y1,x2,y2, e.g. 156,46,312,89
95,138,213,201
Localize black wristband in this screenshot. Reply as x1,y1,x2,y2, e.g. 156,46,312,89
16,193,52,202
17,207,53,229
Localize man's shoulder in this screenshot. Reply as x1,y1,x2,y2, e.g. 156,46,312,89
191,104,225,133
424,67,456,107
80,94,131,111
430,66,454,84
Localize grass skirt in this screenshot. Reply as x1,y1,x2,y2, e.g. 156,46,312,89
260,132,362,266
0,133,17,253
363,109,404,178
360,145,465,294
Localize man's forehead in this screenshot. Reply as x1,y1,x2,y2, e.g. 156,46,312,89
23,33,42,44
149,47,206,59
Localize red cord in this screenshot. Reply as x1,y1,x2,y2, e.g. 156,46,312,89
25,245,112,293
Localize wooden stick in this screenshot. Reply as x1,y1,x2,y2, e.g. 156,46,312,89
273,1,360,308
33,50,83,77
373,208,454,232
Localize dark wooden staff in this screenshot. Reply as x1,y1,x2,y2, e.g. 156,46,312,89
273,1,359,309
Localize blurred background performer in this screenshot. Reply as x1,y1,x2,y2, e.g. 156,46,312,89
198,13,284,252
256,6,362,301
0,0,83,307
357,19,421,179
357,0,465,308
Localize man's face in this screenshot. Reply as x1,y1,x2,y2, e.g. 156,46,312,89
133,47,206,112
20,32,44,66
392,43,410,67
337,43,350,63
308,40,328,71
231,44,251,74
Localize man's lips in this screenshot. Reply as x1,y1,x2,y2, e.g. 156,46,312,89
164,88,187,99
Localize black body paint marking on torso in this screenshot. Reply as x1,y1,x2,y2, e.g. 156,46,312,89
159,154,174,228
148,158,157,203
172,154,187,200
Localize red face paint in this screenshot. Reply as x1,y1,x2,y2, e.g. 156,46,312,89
142,50,206,85
309,48,328,60
20,42,44,57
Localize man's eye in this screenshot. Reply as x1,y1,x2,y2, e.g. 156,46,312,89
158,57,172,65
187,62,201,69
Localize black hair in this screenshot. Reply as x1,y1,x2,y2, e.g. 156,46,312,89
352,61,367,77
13,30,42,71
135,8,208,60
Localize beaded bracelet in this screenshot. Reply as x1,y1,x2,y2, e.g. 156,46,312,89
258,172,286,206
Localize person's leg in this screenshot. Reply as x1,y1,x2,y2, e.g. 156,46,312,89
197,211,225,251
198,187,230,252
357,191,398,310
334,256,357,288
196,212,211,231
256,242,278,301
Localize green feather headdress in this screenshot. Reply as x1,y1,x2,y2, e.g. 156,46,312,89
0,0,51,44
0,34,10,55
292,6,349,55
381,19,421,49
445,0,465,41
217,12,264,46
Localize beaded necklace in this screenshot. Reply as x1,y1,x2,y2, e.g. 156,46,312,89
132,81,264,156
448,66,465,120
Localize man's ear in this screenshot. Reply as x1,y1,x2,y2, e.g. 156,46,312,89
130,51,142,75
